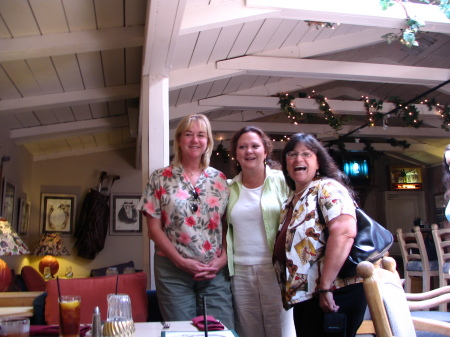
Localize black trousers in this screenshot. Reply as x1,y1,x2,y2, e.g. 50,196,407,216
293,283,367,337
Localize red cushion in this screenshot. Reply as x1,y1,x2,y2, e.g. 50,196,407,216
45,272,148,324
21,266,46,291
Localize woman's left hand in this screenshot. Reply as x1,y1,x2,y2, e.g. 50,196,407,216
319,292,340,313
193,253,227,281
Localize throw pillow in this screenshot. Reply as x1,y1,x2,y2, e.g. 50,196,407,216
21,266,46,291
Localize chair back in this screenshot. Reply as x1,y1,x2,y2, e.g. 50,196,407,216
396,226,438,292
431,224,450,311
357,257,417,337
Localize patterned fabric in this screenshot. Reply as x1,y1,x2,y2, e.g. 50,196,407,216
273,178,356,308
139,165,229,263
443,262,450,274
0,219,29,255
406,260,439,272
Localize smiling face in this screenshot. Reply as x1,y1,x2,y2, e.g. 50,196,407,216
178,120,208,161
286,142,319,192
235,131,267,172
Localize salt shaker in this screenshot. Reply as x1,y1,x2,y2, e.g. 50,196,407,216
92,306,102,337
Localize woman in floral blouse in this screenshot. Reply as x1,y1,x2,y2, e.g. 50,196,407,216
139,114,234,329
273,133,367,337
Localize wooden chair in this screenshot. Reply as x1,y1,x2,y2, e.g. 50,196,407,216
397,226,439,293
432,224,450,311
357,257,450,337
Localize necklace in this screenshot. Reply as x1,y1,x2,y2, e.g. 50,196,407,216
184,168,201,176
294,187,308,196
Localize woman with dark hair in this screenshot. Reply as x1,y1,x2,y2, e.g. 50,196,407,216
226,126,295,337
139,113,234,328
273,133,367,337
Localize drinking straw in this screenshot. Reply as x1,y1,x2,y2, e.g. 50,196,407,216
115,275,119,294
203,296,208,337
56,276,62,301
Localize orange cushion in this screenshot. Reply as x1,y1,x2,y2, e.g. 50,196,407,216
45,272,148,324
21,266,46,291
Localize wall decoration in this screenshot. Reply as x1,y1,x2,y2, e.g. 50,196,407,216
1,178,15,226
110,194,142,236
18,198,31,236
40,193,77,235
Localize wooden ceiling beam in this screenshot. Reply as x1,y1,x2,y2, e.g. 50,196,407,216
218,57,450,86
10,115,129,143
0,26,144,62
0,84,140,115
247,0,450,34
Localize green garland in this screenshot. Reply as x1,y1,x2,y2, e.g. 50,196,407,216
277,91,449,130
305,21,336,29
277,92,349,131
380,0,449,47
363,98,384,126
390,97,424,128
425,98,450,131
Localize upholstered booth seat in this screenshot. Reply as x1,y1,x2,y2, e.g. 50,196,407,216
45,272,148,325
32,288,162,325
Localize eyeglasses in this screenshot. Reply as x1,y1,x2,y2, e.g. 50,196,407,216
190,190,199,212
286,151,314,159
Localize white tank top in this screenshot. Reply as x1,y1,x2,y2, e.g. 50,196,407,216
230,184,271,265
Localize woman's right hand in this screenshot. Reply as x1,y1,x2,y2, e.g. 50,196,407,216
176,258,218,280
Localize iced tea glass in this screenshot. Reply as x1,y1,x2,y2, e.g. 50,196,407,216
0,317,30,337
59,295,81,337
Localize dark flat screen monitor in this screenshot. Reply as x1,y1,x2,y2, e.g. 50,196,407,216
341,153,371,183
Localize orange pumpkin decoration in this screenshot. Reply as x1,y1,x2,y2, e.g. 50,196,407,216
0,259,12,292
39,255,59,276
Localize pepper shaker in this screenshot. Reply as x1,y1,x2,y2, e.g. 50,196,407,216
92,306,102,337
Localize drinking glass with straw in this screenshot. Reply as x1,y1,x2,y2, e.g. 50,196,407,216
103,276,135,337
57,277,82,337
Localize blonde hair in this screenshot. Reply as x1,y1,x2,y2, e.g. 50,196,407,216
172,114,214,170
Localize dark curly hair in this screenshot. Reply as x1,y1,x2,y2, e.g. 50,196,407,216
281,133,354,198
229,126,280,174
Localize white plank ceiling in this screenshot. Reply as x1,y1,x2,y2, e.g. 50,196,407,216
0,0,449,165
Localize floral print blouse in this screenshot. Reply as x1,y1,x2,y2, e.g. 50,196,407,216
273,178,357,309
140,165,229,264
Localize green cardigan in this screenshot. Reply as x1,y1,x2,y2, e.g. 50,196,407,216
226,167,289,276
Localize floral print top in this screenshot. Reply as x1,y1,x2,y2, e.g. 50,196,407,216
273,178,356,309
139,165,229,264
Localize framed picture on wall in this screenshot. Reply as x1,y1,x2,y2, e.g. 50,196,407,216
110,194,142,236
1,178,16,226
18,198,31,236
40,193,77,234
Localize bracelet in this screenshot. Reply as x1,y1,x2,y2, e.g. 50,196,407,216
316,288,334,295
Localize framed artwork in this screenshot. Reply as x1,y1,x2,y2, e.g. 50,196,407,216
1,178,16,226
40,193,77,234
110,194,142,235
18,198,31,236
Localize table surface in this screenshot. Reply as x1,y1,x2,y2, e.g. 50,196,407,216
135,322,237,337
135,321,199,335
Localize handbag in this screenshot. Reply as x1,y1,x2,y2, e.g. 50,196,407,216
317,198,393,278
